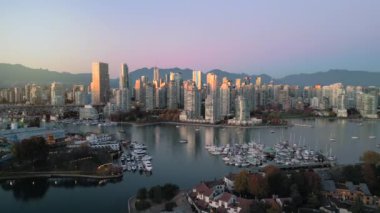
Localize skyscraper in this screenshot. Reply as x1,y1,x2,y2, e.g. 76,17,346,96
219,81,231,117
167,80,178,109
153,67,160,83
192,70,202,90
120,63,129,89
183,80,201,119
91,62,110,105
206,73,218,95
51,82,64,105
235,95,249,122
255,76,262,86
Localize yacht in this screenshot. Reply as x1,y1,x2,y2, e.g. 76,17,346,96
179,139,188,143
141,155,152,161
351,136,359,139
270,130,275,134
143,161,153,172
369,136,376,139
195,128,200,131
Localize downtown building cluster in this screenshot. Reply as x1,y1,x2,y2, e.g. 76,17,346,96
0,63,379,122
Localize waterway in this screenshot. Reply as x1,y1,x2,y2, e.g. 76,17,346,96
1,118,379,213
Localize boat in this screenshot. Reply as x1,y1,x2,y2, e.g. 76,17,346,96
195,128,200,131
369,136,376,139
351,136,359,139
176,125,180,128
98,180,107,185
270,130,275,134
142,155,152,161
179,139,188,143
143,161,153,172
377,144,380,148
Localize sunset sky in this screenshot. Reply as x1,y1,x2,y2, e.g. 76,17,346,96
1,0,380,78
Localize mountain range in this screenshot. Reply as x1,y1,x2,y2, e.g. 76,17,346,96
0,63,379,88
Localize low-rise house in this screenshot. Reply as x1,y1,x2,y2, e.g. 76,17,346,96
321,180,380,208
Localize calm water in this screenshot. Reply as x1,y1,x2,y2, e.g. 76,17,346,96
1,119,379,213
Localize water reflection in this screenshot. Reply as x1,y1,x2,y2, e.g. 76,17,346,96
1,177,123,201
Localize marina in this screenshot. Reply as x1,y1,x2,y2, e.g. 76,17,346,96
205,138,336,169
121,141,153,174
1,118,380,213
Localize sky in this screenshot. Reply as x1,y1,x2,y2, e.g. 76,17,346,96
1,0,380,78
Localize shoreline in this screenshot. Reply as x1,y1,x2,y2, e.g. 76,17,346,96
117,121,292,129
0,171,122,181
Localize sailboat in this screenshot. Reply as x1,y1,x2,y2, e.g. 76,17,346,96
329,131,336,142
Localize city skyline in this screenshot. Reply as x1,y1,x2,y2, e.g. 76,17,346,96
2,1,380,78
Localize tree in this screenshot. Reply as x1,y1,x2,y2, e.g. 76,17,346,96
306,193,320,209
148,185,163,204
290,184,303,207
137,188,147,200
263,165,285,196
249,201,269,213
161,183,179,201
135,200,151,211
350,197,364,213
234,170,250,195
12,136,49,166
248,174,268,198
304,170,321,194
361,151,380,165
362,163,378,189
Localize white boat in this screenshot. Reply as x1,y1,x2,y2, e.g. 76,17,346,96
351,136,359,139
179,139,188,143
195,128,200,131
143,161,153,172
241,162,250,167
142,155,152,161
369,136,376,139
377,144,380,148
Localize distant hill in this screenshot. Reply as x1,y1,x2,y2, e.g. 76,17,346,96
276,69,380,86
0,63,379,88
0,63,91,87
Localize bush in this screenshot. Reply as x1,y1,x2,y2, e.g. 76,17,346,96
164,201,177,211
162,184,179,200
135,200,151,211
137,188,147,200
148,185,163,204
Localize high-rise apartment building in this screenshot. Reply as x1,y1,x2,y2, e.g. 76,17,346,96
91,62,110,105
51,82,65,105
183,80,201,119
192,70,202,90
120,63,129,90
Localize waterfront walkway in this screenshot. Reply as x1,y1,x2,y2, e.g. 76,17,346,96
0,171,122,181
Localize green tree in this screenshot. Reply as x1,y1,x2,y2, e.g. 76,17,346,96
249,201,269,213
137,188,147,200
350,197,364,213
12,136,49,166
306,193,320,209
148,185,163,204
161,183,179,201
